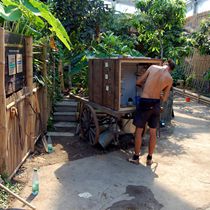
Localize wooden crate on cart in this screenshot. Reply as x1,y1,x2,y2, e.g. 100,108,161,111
88,57,162,111
73,57,163,147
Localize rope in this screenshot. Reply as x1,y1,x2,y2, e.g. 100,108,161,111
10,106,24,150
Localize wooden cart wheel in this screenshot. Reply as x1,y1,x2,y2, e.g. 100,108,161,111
80,104,100,145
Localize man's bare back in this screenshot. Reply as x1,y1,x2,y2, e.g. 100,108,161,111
136,65,173,101
129,59,175,165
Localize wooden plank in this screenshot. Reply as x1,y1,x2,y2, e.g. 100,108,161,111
6,87,39,110
108,60,116,109
42,46,48,131
120,59,162,64
114,60,120,111
8,146,29,180
92,59,103,105
0,28,7,173
6,112,12,174
25,36,34,152
102,59,116,109
88,59,93,101
88,101,135,118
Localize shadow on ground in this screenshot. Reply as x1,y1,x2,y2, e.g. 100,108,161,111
52,151,195,210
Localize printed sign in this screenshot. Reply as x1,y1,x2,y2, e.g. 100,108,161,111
8,54,16,75
16,54,23,73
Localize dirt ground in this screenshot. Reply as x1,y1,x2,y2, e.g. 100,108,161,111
12,93,210,183
12,124,132,185
9,93,210,209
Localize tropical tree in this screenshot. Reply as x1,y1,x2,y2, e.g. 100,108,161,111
134,0,187,60
192,19,210,55
49,0,114,44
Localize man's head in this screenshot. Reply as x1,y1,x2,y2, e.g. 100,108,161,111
166,59,176,71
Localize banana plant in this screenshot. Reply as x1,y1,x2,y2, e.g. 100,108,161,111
0,0,71,50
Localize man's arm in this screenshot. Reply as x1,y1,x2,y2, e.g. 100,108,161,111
161,80,173,102
136,70,149,87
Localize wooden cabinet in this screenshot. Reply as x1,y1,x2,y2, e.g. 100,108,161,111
88,58,162,111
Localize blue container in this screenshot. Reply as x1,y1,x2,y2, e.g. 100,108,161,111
135,96,141,105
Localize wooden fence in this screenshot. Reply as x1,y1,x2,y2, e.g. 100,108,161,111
184,11,210,93
0,28,50,177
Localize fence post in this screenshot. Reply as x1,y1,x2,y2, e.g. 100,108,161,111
0,28,7,173
25,36,34,152
42,45,48,131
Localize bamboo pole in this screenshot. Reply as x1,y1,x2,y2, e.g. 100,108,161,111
0,27,7,173
25,36,35,152
42,46,48,131
0,182,36,209
6,87,39,110
58,59,65,92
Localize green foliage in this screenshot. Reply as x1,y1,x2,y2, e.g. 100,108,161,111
135,0,187,61
0,3,22,21
69,31,143,94
0,0,71,50
192,19,210,55
46,0,143,95
50,0,113,44
90,32,143,58
0,176,22,209
204,69,210,81
186,72,196,87
171,65,186,84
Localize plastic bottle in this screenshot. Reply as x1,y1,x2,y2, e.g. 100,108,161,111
32,168,39,196
47,135,53,153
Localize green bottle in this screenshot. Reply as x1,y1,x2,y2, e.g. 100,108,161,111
47,135,53,153
32,168,39,196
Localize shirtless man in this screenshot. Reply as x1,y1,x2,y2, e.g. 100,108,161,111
129,59,175,165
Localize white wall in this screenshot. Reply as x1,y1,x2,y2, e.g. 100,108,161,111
104,0,136,13
104,0,210,16
186,0,210,17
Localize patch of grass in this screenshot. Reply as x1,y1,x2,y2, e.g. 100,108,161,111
0,176,22,209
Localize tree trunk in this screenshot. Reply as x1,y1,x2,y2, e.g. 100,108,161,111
159,33,163,59
95,24,100,41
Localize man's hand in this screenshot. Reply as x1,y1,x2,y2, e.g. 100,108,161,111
160,107,164,112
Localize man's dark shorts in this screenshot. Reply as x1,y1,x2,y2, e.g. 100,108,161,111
133,98,160,129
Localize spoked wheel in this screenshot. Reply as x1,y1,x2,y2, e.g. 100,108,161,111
80,104,100,145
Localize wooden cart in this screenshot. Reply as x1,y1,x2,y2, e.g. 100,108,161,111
74,57,162,147
73,94,136,146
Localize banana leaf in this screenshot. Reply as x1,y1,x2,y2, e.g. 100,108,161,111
0,4,22,21
21,0,71,50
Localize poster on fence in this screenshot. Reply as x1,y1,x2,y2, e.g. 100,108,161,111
8,54,16,75
16,54,23,73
